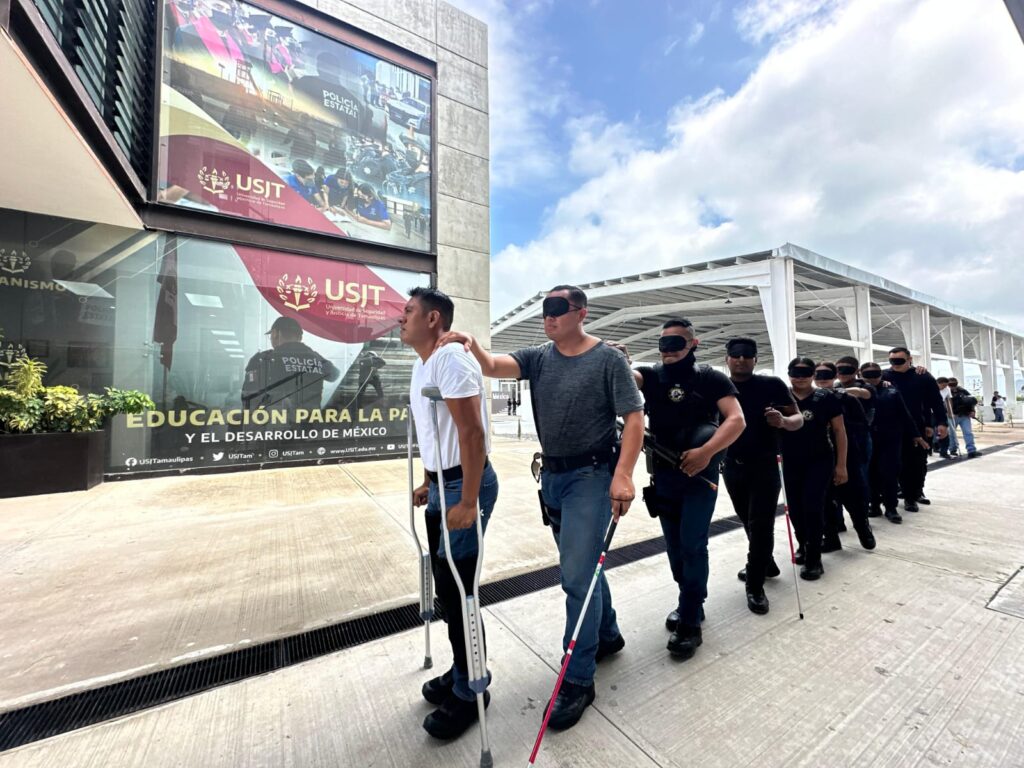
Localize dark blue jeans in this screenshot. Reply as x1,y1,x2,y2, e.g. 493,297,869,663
653,466,719,628
425,463,499,701
541,462,620,687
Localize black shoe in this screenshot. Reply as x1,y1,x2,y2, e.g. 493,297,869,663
422,670,454,706
800,561,824,581
917,496,931,505
794,547,806,565
746,589,770,615
667,625,702,660
545,681,595,731
821,536,843,553
905,500,919,512
968,451,982,458
595,633,625,663
885,509,903,524
423,690,490,740
736,559,781,583
855,523,876,550
868,506,882,518
665,607,705,631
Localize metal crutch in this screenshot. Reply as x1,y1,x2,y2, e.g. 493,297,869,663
423,386,493,768
408,404,434,669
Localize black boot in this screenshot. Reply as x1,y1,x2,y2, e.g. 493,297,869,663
423,690,490,740
746,588,770,615
917,495,931,505
868,504,882,518
545,681,595,731
667,625,702,660
595,633,625,663
905,500,919,512
737,560,781,582
800,559,824,581
821,535,843,553
884,508,903,524
794,547,806,565
665,606,705,630
422,669,454,706
854,522,876,550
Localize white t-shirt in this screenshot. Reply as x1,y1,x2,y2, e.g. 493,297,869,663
940,387,951,402
409,343,491,472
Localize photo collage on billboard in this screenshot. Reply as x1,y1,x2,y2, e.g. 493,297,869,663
157,0,433,252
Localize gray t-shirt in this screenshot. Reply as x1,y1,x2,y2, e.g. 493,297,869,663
511,341,643,458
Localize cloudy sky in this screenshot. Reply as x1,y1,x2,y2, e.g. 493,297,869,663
450,0,1024,330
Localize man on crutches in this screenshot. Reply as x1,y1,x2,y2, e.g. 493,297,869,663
401,287,499,743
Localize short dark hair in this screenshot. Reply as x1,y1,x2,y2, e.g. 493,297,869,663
836,356,859,367
789,356,816,369
292,159,315,177
662,318,693,331
936,377,949,384
409,286,455,331
549,284,587,307
816,361,837,375
889,346,911,356
726,337,757,356
860,361,881,373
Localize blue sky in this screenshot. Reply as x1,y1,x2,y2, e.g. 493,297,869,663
452,0,1024,329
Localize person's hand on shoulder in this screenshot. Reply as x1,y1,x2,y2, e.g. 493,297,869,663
436,330,475,354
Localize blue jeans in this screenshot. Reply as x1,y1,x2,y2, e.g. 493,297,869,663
541,463,620,687
426,463,499,701
994,409,1004,422
653,465,719,627
953,415,976,454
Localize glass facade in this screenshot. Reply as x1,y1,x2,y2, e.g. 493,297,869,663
0,208,429,475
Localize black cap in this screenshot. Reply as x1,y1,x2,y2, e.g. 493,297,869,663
267,316,302,336
247,13,272,30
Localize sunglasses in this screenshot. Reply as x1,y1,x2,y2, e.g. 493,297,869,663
888,357,908,366
542,297,584,318
789,368,815,379
727,347,757,359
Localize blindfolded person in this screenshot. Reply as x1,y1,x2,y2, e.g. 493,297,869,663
436,285,644,731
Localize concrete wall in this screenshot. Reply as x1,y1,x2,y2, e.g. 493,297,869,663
305,0,491,347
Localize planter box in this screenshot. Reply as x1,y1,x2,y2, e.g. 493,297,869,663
0,431,105,498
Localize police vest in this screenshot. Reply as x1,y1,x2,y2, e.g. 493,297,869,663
640,363,721,454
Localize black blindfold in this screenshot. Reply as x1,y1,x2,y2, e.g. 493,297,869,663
814,370,835,381
542,297,582,318
837,365,857,375
888,357,907,366
861,370,882,380
727,345,757,359
789,366,815,378
658,335,690,353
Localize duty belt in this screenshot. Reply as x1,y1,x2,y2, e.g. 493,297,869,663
426,458,490,484
541,448,614,474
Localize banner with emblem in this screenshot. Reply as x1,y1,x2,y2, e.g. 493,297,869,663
157,0,433,253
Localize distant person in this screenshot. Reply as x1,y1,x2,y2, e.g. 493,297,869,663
936,377,956,457
293,51,372,135
283,159,318,203
242,316,339,412
324,169,355,212
948,378,982,458
991,392,1006,422
355,350,386,410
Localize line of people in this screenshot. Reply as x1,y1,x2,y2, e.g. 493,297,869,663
397,282,973,743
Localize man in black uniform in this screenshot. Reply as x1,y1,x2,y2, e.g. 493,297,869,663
881,347,947,513
722,338,803,615
815,362,876,553
633,320,744,656
242,316,340,412
782,357,848,580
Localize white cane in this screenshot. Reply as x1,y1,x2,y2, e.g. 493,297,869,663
407,404,434,669
423,386,493,768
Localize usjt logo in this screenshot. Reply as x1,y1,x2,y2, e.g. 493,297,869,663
0,249,30,275
277,274,319,311
197,167,231,195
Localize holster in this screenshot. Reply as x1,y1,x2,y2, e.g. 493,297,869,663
642,484,675,519
537,489,551,527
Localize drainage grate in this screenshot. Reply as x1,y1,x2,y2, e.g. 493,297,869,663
1,440,1018,752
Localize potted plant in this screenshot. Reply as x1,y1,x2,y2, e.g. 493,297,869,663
0,341,154,498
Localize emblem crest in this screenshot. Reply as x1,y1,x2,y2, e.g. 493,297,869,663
197,166,232,195
802,409,814,421
669,386,686,402
0,249,31,275
277,274,318,311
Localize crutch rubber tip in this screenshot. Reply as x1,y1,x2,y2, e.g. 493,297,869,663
423,656,433,669
479,750,493,768
799,614,804,620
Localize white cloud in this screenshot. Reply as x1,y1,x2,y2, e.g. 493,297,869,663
686,20,706,47
490,0,1024,333
734,0,836,43
449,0,570,187
565,114,645,177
